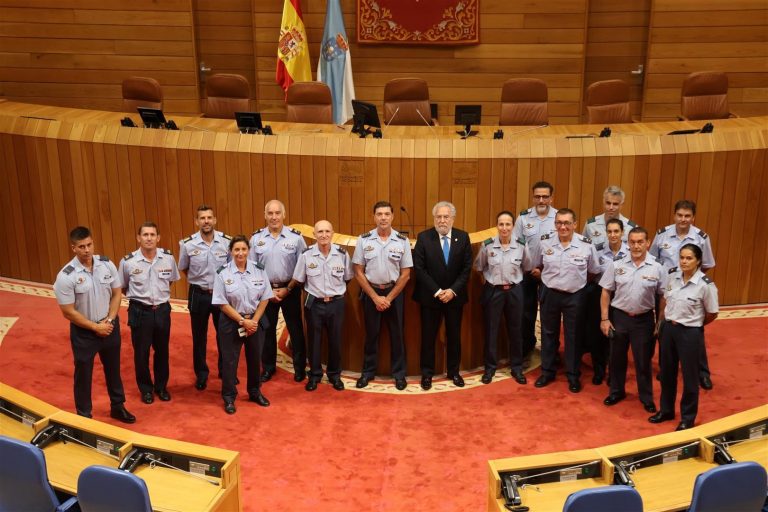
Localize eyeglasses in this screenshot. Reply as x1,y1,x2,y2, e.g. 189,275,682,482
533,195,551,200
554,221,573,227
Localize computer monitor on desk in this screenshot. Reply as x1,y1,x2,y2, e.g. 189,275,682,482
235,111,272,135
137,107,167,129
454,105,481,138
351,100,382,138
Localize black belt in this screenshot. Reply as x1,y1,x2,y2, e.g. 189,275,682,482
190,284,212,294
612,307,652,318
370,282,394,290
129,300,167,311
270,282,290,289
493,283,518,290
666,319,698,328
312,294,344,303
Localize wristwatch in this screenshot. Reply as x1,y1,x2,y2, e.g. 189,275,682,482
238,318,245,326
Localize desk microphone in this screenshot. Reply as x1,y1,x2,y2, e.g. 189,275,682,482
399,205,413,237
182,124,213,132
416,109,439,137
383,107,400,130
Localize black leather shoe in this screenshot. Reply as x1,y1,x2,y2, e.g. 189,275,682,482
643,402,657,413
249,394,270,407
512,371,527,385
420,376,432,391
356,375,372,389
700,375,713,390
568,379,582,393
603,394,626,406
330,378,345,391
224,402,236,415
395,378,407,390
305,378,319,392
648,411,675,424
260,368,275,383
675,421,694,431
451,374,465,387
195,378,207,391
534,375,554,388
156,389,171,402
481,372,494,385
293,370,306,383
110,405,136,424
141,392,154,404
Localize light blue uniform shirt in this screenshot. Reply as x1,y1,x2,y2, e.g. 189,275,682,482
473,236,532,285
663,269,719,327
532,234,602,293
583,213,635,247
212,260,273,315
293,244,353,298
599,253,666,314
54,256,119,322
118,248,180,305
512,206,557,265
178,231,230,288
650,224,715,271
352,229,413,285
248,226,307,284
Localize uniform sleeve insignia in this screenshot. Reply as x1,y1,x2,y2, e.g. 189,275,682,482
595,242,604,251
541,233,550,240
614,254,623,261
251,228,263,236
657,227,666,235
587,216,596,224
483,238,493,246
628,220,637,227
163,248,173,255
124,253,134,260
255,262,265,270
288,227,300,235
360,232,372,238
222,233,232,240
699,230,708,239
396,232,406,240
517,237,526,245
63,265,75,275
183,235,193,243
668,266,678,274
582,236,593,244
336,246,347,254
98,255,109,261
520,208,530,216
702,275,713,284
216,265,225,274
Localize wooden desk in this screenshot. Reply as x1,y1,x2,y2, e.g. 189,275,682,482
693,404,768,469
0,381,60,441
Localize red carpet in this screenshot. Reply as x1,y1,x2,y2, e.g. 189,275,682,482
1,279,766,511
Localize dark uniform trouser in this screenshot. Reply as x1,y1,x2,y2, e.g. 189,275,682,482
521,272,541,356
361,287,406,379
420,303,464,377
188,284,222,381
262,287,306,374
655,295,710,379
305,298,345,379
70,320,126,417
583,281,608,378
219,315,264,402
609,308,655,404
482,283,524,373
539,285,585,380
659,321,702,423
127,301,171,395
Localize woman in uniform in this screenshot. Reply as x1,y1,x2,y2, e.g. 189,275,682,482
649,243,718,431
473,210,531,385
212,235,273,414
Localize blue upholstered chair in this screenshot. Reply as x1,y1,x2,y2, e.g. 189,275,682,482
77,465,152,512
688,461,767,512
562,485,643,512
0,435,78,511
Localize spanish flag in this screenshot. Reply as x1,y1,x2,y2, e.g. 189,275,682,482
276,0,312,93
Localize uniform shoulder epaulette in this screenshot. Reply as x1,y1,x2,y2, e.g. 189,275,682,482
657,227,667,235
336,245,347,254
98,255,109,262
627,220,637,228
124,253,134,260
614,253,623,261
302,247,312,253
216,265,225,274
255,261,264,270
290,227,302,236
702,275,713,284
595,242,604,251
360,231,372,238
517,236,526,246
63,265,75,275
668,266,678,274
162,248,173,255
182,235,193,243
483,238,493,246
540,233,550,240
581,235,592,244
396,232,406,240
699,230,708,239
587,216,596,224
520,208,530,216
251,228,263,237
222,233,232,240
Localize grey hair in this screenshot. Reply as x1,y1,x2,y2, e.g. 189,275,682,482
264,199,286,215
603,185,625,203
432,201,457,217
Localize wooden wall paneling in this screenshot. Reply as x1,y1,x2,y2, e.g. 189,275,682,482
286,138,305,226
101,128,124,262
715,144,744,303
753,147,768,302
164,133,186,296
629,138,650,227
725,146,755,304
15,132,42,282
88,128,116,266
6,132,30,279
113,129,136,260
0,133,20,278
335,137,353,235
323,137,340,232
234,135,253,234
31,127,61,279
309,136,327,223
298,137,316,225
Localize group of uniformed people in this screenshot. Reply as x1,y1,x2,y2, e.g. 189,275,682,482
54,188,718,428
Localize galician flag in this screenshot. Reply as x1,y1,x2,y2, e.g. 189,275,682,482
276,0,311,93
316,0,356,125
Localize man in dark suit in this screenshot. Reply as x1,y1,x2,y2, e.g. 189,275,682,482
413,201,473,390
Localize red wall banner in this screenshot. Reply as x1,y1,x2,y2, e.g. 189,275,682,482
357,0,479,45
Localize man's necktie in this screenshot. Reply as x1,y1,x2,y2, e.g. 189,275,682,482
442,236,449,264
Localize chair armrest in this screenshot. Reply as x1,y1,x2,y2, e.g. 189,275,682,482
57,496,79,512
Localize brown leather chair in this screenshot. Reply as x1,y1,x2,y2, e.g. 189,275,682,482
286,82,333,124
586,79,632,124
203,73,251,119
681,71,732,120
121,77,163,112
383,78,432,126
499,78,548,126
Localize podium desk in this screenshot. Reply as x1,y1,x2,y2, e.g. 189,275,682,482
487,448,610,511
694,404,768,469
598,431,718,512
0,381,59,442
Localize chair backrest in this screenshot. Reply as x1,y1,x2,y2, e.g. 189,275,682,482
586,79,632,124
78,465,152,512
688,461,767,512
203,73,251,119
0,435,64,511
383,78,431,126
681,71,730,120
286,82,333,124
563,485,643,512
121,77,163,112
499,78,549,126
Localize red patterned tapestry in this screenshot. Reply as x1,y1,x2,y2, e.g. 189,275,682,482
357,0,479,45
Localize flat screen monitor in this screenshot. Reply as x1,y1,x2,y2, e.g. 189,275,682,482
454,105,481,126
351,100,381,128
235,111,264,133
137,107,167,128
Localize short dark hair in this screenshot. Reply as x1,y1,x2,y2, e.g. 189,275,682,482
69,226,91,243
628,226,648,240
605,218,624,232
674,199,696,215
496,210,515,222
196,204,214,215
137,221,158,235
229,234,250,251
680,243,703,267
556,207,576,221
532,181,553,194
373,201,393,214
